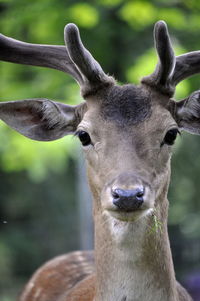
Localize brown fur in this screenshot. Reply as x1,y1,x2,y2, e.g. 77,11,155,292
63,274,95,301
100,84,152,126
19,251,94,301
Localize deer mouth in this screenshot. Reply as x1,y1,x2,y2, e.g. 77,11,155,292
106,207,154,222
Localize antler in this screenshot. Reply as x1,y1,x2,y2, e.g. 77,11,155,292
142,21,200,97
0,24,113,93
0,34,84,84
64,24,110,85
142,21,175,96
172,51,200,86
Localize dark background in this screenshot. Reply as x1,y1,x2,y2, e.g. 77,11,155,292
0,0,200,300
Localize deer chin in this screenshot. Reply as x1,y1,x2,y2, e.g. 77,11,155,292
104,207,154,222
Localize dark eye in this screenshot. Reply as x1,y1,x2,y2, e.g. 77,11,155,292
77,131,91,146
162,128,180,146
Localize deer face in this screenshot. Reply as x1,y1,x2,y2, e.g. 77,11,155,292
1,21,200,225
77,84,178,222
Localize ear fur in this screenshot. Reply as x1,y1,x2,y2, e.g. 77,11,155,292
0,99,86,141
175,90,200,134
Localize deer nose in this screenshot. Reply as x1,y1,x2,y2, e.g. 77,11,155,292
112,187,144,211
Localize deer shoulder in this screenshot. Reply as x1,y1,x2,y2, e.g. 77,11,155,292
19,251,95,301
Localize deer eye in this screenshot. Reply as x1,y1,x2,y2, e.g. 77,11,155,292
77,131,92,146
162,128,180,146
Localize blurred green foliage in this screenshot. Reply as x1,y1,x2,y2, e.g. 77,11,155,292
1,0,200,300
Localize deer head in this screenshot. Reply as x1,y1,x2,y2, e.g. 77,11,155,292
0,20,200,226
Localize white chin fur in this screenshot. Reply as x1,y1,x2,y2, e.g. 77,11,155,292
102,208,154,246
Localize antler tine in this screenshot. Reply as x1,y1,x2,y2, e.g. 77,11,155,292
0,34,84,85
142,21,176,96
171,51,200,86
153,21,175,84
143,21,200,96
64,24,112,86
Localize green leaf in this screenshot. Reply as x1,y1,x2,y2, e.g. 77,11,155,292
126,48,156,83
158,8,186,29
67,3,99,28
98,0,123,7
119,1,157,29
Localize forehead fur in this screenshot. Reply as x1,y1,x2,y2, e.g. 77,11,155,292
100,84,152,126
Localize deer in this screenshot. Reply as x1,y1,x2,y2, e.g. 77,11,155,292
0,20,199,301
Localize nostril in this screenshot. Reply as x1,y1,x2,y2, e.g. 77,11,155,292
135,188,144,200
111,189,120,199
136,189,144,197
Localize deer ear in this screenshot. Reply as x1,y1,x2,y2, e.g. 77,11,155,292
0,99,86,141
175,90,200,134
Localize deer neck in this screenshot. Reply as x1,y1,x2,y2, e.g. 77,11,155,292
93,197,178,301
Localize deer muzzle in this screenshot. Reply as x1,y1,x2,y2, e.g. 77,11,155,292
112,187,144,212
